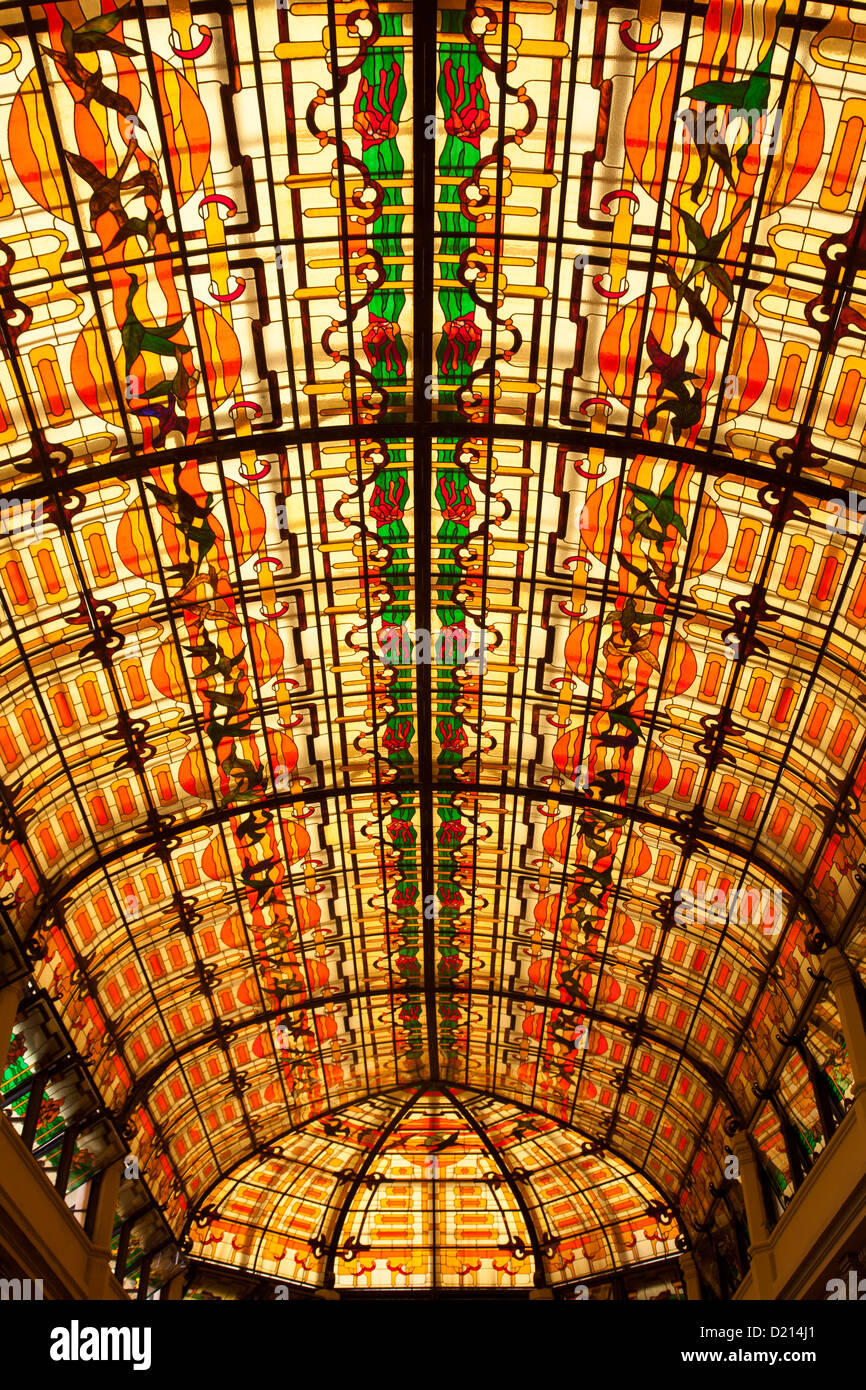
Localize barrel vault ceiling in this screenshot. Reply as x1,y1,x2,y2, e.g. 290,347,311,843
1,0,866,1292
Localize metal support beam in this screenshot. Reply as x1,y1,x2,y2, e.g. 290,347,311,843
54,1123,78,1200
320,1087,423,1289
443,1084,549,1289
20,1073,46,1152
414,0,438,1082
120,982,747,1134
114,1212,136,1284
136,1250,154,1301
6,422,853,505
16,779,830,956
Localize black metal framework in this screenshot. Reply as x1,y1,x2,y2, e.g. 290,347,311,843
414,0,439,1083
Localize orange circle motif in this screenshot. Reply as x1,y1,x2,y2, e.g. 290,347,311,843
8,54,210,218
70,299,241,426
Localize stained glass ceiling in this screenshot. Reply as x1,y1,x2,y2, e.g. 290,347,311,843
0,0,865,1295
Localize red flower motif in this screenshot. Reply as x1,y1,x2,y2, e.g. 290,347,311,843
438,478,476,523
370,476,406,523
378,622,406,656
443,61,490,146
439,722,468,752
353,63,401,147
383,721,412,753
442,314,482,375
362,316,404,375
388,819,414,846
439,821,466,846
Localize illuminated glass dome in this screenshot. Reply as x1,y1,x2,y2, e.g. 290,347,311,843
0,0,862,1300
